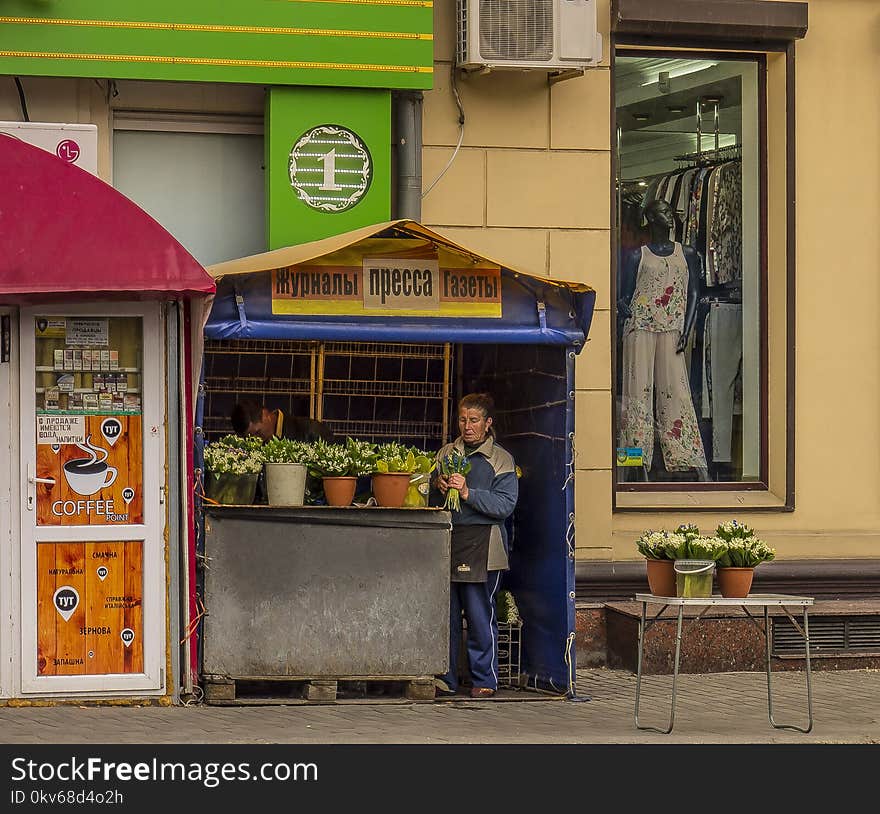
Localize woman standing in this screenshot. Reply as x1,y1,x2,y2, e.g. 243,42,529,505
432,393,518,699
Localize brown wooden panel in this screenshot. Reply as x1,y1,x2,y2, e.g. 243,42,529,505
36,415,143,526
36,544,58,676
123,541,145,673
52,544,87,676
91,542,125,674
36,541,145,676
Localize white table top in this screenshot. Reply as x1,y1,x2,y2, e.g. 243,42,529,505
635,593,814,607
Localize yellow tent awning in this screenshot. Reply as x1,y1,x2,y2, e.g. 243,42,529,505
206,219,594,295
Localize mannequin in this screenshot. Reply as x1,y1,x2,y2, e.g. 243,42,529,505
617,198,709,481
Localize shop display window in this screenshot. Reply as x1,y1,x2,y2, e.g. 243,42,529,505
35,316,143,417
614,51,763,487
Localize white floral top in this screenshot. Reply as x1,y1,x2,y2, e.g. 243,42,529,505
627,243,688,334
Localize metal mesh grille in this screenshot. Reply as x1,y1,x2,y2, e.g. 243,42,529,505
457,0,469,64
479,0,554,61
202,339,452,450
772,616,880,656
497,621,522,688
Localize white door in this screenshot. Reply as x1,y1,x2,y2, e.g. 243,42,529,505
19,303,165,696
0,309,15,698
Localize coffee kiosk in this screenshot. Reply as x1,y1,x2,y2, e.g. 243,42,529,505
0,136,214,702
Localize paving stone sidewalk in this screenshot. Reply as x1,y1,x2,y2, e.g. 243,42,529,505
0,667,877,744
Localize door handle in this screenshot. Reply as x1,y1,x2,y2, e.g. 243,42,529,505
26,464,55,512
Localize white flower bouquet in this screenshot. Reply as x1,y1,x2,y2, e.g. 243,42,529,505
715,520,776,567
203,434,265,475
309,438,377,478
262,437,314,465
635,530,684,560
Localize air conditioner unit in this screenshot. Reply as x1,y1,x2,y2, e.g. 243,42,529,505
0,121,98,175
457,0,602,72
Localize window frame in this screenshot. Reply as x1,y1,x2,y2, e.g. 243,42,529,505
610,36,795,512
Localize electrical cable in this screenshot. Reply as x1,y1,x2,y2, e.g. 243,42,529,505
13,77,29,121
422,65,465,199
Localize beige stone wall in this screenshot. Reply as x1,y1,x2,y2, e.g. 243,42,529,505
425,0,615,559
424,0,880,564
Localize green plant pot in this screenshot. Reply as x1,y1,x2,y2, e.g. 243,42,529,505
205,472,259,505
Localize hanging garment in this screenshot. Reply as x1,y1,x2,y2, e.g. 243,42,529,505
627,243,689,334
701,302,743,463
619,329,708,471
710,162,743,284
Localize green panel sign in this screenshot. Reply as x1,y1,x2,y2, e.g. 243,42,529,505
0,0,433,89
266,87,390,248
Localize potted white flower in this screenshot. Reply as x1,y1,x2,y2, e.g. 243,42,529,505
202,434,264,505
634,530,682,597
262,437,314,506
308,438,377,506
715,521,776,597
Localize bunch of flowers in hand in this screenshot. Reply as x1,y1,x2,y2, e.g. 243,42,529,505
715,520,776,567
438,450,471,512
203,434,265,475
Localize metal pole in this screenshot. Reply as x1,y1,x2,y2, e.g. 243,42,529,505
393,92,424,220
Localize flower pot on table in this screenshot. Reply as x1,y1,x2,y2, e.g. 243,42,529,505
205,472,258,505
322,476,357,506
717,566,755,598
265,462,307,506
371,472,413,507
645,558,676,597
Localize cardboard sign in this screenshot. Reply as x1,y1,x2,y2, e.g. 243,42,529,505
271,262,502,318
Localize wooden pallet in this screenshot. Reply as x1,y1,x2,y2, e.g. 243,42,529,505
202,675,437,705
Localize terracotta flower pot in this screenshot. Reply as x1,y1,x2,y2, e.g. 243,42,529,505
645,558,676,597
717,566,755,598
371,472,412,507
322,476,357,507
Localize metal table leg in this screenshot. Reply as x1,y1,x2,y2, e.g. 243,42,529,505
765,605,813,733
635,602,683,734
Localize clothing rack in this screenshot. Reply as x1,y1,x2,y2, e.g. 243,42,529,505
674,144,741,167
673,99,742,167
700,290,742,305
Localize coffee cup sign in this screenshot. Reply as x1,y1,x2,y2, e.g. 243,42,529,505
53,586,80,622
62,436,117,496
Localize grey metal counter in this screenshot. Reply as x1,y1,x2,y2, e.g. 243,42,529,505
201,506,452,683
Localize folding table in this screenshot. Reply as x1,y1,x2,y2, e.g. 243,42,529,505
634,593,814,734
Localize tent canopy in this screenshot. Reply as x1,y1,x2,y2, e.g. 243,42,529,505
0,135,214,301
205,220,596,348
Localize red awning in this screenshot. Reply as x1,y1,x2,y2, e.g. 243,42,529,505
0,135,215,301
